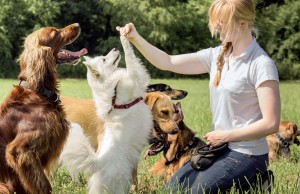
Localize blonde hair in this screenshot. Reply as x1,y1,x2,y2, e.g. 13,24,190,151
208,0,256,87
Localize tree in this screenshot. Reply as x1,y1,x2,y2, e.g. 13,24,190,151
0,0,299,79
256,0,300,80
0,0,64,78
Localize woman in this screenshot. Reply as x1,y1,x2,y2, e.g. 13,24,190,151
117,0,280,193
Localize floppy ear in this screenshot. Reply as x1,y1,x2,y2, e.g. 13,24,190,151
18,32,55,92
144,93,159,110
289,122,299,135
17,28,58,91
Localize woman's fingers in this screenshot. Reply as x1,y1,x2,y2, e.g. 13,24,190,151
116,26,126,35
116,24,132,36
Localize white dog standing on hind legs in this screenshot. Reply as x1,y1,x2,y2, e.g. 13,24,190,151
59,36,153,194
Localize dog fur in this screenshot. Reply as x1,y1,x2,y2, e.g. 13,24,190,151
60,96,102,150
267,121,300,163
60,84,186,151
59,36,153,194
0,23,86,194
147,102,206,183
59,92,180,191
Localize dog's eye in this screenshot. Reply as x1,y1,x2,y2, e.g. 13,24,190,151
103,58,106,62
161,110,169,116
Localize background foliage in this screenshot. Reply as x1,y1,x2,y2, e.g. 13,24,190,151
0,0,299,79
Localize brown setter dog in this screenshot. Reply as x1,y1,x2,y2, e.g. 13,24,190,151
0,23,87,194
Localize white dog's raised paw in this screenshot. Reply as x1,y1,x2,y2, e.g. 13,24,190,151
120,35,131,48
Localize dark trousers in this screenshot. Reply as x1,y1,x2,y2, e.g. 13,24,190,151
166,149,269,194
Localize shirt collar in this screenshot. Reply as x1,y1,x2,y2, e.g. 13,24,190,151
224,37,257,61
238,37,256,61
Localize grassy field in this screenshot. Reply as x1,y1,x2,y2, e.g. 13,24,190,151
0,79,299,194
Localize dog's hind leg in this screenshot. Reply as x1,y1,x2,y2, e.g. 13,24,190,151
6,136,51,194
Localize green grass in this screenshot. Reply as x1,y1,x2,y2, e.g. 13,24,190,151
0,79,299,194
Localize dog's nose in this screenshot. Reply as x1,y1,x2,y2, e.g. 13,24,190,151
72,23,80,29
170,127,179,134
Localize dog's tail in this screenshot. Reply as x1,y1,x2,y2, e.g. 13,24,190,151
59,122,97,180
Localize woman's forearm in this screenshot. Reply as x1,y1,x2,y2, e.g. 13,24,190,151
227,118,280,142
131,34,172,71
131,34,208,74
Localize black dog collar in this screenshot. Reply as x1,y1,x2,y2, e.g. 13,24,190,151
275,133,290,148
19,80,60,103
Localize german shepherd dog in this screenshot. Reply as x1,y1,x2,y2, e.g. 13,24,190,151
146,102,206,183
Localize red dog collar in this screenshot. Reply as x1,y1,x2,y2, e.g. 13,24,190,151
112,96,143,109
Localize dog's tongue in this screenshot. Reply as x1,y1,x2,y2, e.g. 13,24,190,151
61,48,88,57
144,142,167,159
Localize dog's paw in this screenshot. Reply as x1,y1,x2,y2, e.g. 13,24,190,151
120,35,127,43
120,36,131,48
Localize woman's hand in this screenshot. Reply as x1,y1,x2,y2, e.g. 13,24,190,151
116,23,139,42
203,130,230,147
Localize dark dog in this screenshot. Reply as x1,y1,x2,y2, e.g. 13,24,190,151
147,83,188,100
267,121,300,163
146,102,206,183
0,23,87,194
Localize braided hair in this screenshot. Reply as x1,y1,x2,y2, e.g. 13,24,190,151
213,42,232,87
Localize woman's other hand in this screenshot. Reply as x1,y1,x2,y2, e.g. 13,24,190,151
204,130,230,147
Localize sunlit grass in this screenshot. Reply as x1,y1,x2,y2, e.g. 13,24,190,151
0,79,299,193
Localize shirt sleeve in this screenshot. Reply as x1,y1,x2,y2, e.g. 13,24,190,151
250,55,279,88
197,47,221,74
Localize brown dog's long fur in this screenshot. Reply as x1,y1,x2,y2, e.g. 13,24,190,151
0,24,85,194
267,121,300,163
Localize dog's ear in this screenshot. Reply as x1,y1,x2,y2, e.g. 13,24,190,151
144,93,159,110
18,44,54,92
175,102,182,109
174,102,184,121
289,122,299,135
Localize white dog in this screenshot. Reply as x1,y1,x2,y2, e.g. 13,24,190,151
59,36,153,194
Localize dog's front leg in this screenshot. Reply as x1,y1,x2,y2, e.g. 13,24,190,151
120,36,150,91
120,36,138,72
6,135,52,194
120,36,148,75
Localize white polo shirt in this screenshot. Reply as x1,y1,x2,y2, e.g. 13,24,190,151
198,38,279,155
